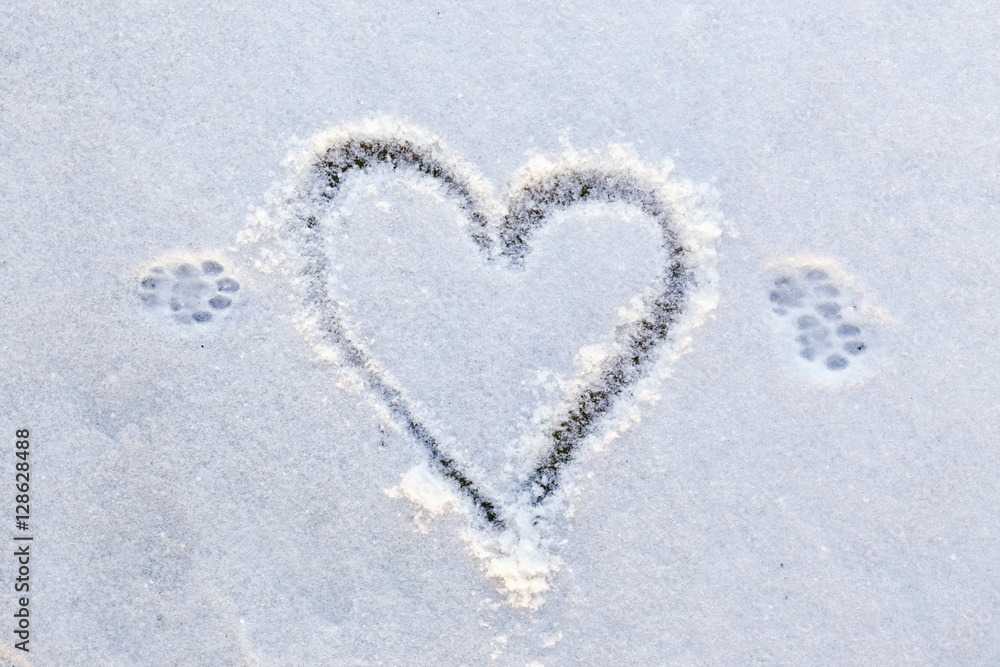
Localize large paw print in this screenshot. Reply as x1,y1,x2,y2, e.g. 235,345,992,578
138,257,240,325
769,266,869,374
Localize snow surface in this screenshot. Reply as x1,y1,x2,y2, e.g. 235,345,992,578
2,1,1000,664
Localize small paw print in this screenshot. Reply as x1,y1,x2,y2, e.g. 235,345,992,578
769,264,872,378
138,257,240,325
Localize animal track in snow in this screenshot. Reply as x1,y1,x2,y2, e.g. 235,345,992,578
137,257,240,325
767,260,882,382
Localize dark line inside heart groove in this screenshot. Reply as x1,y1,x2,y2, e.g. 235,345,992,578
287,130,692,530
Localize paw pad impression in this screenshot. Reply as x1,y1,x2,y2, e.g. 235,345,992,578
138,257,240,325
768,262,880,381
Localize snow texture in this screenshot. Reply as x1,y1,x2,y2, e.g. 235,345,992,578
2,1,1000,664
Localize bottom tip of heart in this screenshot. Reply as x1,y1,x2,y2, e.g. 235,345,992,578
465,525,563,611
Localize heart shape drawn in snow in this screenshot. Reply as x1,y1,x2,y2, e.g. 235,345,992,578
239,119,720,608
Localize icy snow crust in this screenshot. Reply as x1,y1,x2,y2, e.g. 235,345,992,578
240,119,720,607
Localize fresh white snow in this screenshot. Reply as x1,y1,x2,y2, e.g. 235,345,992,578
2,1,999,664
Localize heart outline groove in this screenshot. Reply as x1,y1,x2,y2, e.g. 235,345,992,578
240,119,719,607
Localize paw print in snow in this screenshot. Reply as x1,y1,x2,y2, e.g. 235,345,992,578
768,263,877,379
138,257,240,325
